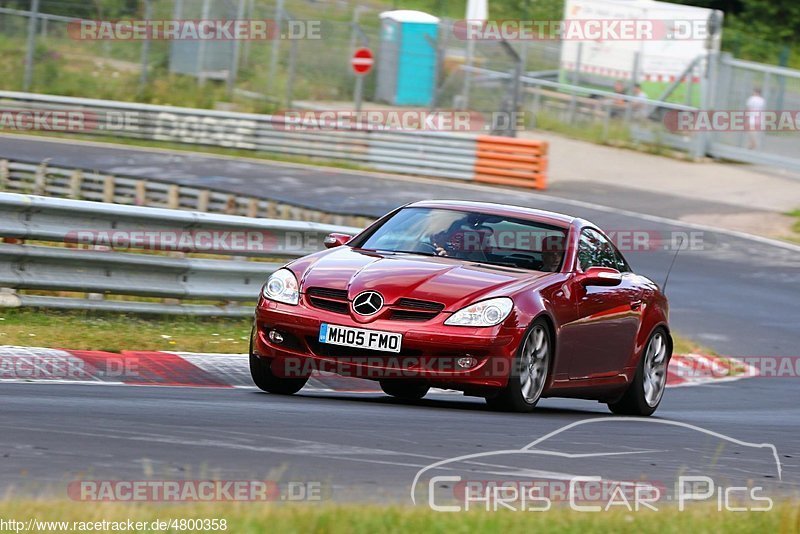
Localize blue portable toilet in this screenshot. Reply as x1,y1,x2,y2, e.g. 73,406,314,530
376,10,440,106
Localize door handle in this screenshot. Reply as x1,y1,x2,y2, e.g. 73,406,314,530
630,300,642,310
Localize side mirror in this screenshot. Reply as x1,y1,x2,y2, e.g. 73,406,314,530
323,233,353,249
578,266,622,287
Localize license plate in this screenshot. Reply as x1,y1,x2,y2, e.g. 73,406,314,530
319,323,402,353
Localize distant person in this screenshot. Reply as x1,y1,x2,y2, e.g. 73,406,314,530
632,83,650,122
609,80,627,118
746,88,766,150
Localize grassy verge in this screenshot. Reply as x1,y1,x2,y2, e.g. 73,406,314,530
0,308,251,353
786,209,800,244
671,335,716,356
1,308,710,356
0,500,796,533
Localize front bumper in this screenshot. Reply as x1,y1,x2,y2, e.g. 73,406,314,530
252,297,523,390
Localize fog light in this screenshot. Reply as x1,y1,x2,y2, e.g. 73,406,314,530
268,330,284,344
457,356,478,369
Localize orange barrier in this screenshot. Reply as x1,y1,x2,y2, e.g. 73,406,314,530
474,136,548,189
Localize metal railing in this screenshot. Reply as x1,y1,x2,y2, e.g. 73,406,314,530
0,159,373,228
0,91,549,188
0,192,361,316
0,91,499,184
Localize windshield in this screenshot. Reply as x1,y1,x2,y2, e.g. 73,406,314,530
350,207,568,272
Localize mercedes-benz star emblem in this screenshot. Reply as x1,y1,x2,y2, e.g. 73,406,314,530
352,291,384,316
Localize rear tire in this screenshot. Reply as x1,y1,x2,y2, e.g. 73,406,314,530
485,318,552,413
608,328,671,416
249,327,308,395
379,380,430,400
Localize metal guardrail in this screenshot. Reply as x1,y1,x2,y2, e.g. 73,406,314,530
0,158,373,228
0,192,362,316
0,91,548,188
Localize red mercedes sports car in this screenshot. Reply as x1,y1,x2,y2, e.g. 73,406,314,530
250,200,672,415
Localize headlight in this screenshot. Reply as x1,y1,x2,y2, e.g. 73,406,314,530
444,297,513,327
262,269,299,305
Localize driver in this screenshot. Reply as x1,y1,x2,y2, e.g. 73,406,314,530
540,235,565,272
428,214,474,257
431,229,453,257
430,215,491,260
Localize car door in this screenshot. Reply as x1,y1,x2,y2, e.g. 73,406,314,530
567,228,643,379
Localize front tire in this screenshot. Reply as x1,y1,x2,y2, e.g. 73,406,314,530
379,380,430,400
249,327,308,395
608,328,671,416
485,319,551,413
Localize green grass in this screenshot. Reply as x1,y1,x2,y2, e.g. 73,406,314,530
0,307,711,356
671,335,714,356
0,500,796,533
533,112,632,146
0,13,368,108
786,209,800,243
0,308,252,353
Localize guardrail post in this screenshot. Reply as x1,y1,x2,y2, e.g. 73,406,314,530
34,161,48,195
69,169,83,199
167,185,180,209
247,198,259,218
266,200,277,219
0,160,8,190
0,287,21,309
196,190,210,212
135,180,147,205
103,175,116,203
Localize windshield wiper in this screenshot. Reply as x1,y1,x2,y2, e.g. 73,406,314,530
394,250,438,257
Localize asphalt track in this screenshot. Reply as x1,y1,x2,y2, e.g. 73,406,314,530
0,134,798,504
0,380,797,502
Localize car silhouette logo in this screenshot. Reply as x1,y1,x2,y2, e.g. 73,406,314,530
352,291,383,316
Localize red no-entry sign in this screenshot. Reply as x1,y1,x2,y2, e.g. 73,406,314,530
351,47,374,75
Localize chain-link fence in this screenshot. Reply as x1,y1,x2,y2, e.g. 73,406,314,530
0,0,384,111
707,54,800,168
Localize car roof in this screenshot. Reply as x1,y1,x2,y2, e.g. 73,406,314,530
406,200,580,228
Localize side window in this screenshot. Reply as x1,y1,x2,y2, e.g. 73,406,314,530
578,229,619,271
613,247,631,273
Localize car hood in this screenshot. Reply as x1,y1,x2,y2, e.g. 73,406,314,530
290,246,550,311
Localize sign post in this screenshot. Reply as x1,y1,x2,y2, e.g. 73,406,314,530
351,47,374,113
461,0,487,109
